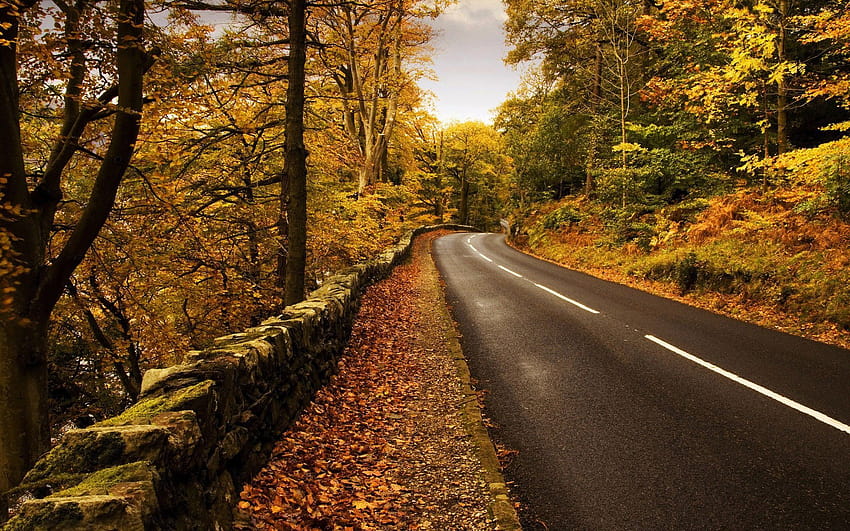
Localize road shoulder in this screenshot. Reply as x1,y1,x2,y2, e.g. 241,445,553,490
419,233,522,530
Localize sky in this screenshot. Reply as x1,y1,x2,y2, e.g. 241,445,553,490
419,0,524,125
189,0,522,125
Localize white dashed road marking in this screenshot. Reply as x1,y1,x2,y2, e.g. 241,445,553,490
465,237,599,314
532,283,601,314
498,265,523,278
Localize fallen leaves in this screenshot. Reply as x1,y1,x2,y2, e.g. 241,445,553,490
237,231,494,530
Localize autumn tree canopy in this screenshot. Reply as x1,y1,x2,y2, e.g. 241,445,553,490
499,0,850,206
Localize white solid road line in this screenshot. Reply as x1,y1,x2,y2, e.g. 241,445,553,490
533,283,601,314
498,265,523,278
645,335,850,436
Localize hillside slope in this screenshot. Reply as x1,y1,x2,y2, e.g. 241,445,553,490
512,189,850,350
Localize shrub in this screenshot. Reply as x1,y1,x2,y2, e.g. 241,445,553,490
595,167,651,207
542,205,584,230
675,251,700,293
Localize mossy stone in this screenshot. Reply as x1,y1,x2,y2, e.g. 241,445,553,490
23,430,126,485
6,495,145,531
53,461,156,498
99,380,214,427
3,498,85,531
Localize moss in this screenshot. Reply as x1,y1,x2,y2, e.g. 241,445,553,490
96,380,214,427
3,499,85,531
53,462,153,498
24,431,126,485
4,474,87,498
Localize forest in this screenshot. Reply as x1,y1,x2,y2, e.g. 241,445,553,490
498,0,850,348
1,0,849,520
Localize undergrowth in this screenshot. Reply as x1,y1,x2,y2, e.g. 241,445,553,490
515,187,850,348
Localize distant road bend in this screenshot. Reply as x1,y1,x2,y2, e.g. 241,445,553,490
433,232,850,530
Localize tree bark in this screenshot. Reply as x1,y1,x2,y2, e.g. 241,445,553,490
284,0,308,306
276,168,288,290
585,40,603,194
0,2,48,513
459,173,470,226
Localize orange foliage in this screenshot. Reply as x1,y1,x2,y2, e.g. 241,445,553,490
687,197,740,244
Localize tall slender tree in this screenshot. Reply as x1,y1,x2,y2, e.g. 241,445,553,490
316,0,432,195
284,0,309,305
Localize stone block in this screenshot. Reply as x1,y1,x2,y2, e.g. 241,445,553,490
103,381,217,430
219,427,249,462
22,426,168,488
7,494,149,531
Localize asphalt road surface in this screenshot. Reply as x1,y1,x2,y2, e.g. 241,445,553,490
433,232,850,530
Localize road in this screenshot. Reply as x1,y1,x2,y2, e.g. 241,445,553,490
433,232,850,530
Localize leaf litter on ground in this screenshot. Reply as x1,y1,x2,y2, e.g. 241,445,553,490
237,231,499,530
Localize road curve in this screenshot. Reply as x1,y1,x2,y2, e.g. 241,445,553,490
433,232,850,530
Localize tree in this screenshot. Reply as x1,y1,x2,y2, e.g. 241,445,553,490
0,0,152,512
315,0,434,195
497,86,590,199
284,0,308,305
505,0,603,190
442,122,508,226
505,0,658,192
411,122,451,221
168,0,310,303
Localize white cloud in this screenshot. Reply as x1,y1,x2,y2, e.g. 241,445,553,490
439,0,507,26
421,0,521,124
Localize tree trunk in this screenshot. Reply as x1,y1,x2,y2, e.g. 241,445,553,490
619,60,628,169
276,168,288,290
241,164,261,287
776,0,790,155
459,175,470,226
763,81,771,190
584,41,603,194
0,3,48,514
0,320,49,518
357,151,379,196
284,0,308,306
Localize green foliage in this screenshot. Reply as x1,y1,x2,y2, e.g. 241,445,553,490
497,91,590,199
594,167,652,207
597,205,657,251
774,136,850,215
674,252,701,293
542,205,584,230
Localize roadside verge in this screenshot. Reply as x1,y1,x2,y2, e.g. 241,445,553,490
237,230,521,529
419,233,522,530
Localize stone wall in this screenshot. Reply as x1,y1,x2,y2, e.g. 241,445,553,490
4,225,476,531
